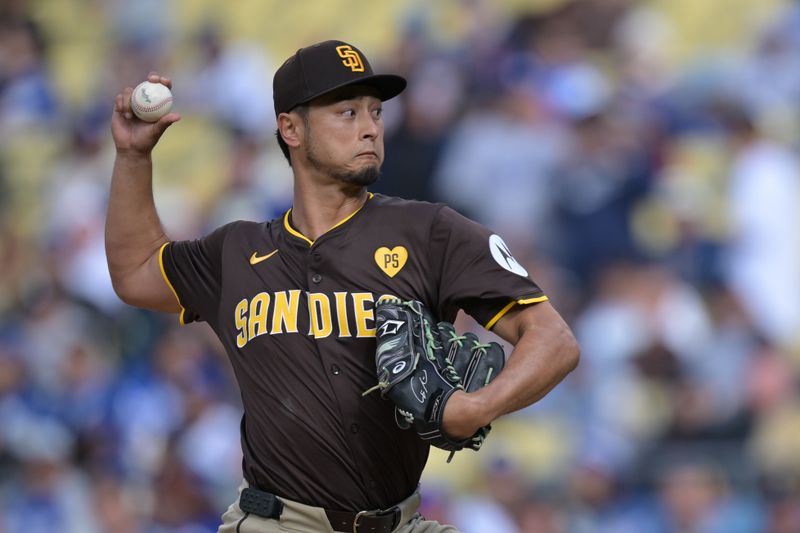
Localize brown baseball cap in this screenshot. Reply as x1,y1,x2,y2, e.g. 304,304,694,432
273,40,406,116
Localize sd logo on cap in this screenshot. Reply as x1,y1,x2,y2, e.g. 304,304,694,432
272,40,406,116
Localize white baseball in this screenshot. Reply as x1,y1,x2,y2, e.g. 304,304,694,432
130,81,173,122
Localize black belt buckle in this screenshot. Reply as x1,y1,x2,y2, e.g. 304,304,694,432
353,510,368,533
352,506,401,533
239,487,284,519
378,506,402,530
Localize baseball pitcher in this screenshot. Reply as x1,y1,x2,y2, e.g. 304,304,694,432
107,40,580,533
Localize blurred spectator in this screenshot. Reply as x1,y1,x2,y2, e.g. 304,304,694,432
714,101,800,348
450,459,527,533
501,4,616,121
515,495,567,533
376,56,465,202
179,27,276,140
747,344,800,482
44,111,120,314
0,226,27,315
0,18,58,136
566,460,655,533
104,0,174,55
433,84,566,248
0,415,100,533
204,129,293,229
148,444,219,532
92,474,142,533
543,110,655,287
736,4,800,136
653,458,765,532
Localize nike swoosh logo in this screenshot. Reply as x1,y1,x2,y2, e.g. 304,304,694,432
249,249,278,265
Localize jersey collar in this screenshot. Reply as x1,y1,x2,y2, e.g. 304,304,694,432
282,192,374,247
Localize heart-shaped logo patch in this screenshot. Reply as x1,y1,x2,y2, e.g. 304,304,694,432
374,246,408,278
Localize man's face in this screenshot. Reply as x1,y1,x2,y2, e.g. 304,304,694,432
299,86,384,186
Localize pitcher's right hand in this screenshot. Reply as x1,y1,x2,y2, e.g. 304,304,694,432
112,72,180,156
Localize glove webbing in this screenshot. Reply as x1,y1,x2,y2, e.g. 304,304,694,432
463,340,496,390
423,320,460,385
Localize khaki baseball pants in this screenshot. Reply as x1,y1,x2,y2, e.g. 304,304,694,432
218,481,460,533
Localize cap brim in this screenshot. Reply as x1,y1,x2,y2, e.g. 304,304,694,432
297,74,407,109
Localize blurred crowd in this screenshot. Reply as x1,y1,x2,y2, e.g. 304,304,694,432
1,0,800,532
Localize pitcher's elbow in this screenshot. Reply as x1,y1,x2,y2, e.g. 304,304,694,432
109,272,138,307
109,277,130,305
562,328,581,374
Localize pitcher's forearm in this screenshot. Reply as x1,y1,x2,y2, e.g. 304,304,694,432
479,323,578,419
443,326,578,438
107,75,182,311
105,153,169,283
442,303,580,439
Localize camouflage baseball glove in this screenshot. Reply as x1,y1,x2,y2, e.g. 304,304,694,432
365,297,505,460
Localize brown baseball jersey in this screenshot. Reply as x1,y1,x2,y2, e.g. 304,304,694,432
159,193,547,511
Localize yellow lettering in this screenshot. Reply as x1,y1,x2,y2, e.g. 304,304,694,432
352,292,376,337
236,291,399,341
271,290,300,334
334,292,351,338
308,293,333,339
248,292,271,339
235,299,248,348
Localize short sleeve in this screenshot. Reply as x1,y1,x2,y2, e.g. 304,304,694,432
430,206,547,329
159,223,234,325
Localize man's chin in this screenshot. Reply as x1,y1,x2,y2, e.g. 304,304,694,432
336,164,381,187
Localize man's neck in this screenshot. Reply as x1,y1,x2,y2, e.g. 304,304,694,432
290,180,369,242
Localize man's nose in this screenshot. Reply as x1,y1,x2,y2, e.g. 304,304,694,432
359,112,379,139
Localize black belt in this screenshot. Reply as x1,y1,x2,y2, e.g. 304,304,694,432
239,487,402,533
325,507,401,533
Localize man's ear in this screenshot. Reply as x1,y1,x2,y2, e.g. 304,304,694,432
277,112,303,149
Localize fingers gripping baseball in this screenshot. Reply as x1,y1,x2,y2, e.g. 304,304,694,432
111,72,180,155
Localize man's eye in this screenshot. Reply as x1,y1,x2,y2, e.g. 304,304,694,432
342,109,355,117
373,108,383,119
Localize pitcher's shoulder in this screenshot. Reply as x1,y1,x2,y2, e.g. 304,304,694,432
369,193,448,219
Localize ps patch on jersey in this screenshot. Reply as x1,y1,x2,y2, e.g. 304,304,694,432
374,246,408,278
489,234,528,277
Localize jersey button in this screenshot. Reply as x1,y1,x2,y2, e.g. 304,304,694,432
311,273,322,284
350,423,359,434
331,364,341,375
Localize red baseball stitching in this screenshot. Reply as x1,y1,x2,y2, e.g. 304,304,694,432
133,96,173,113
